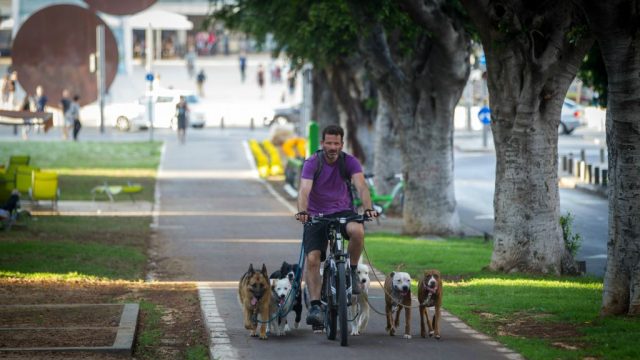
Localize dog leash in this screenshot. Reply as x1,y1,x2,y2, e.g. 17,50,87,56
363,246,426,310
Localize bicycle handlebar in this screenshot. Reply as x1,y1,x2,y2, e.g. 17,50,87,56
307,214,370,225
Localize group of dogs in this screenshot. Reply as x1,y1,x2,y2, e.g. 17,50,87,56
239,261,443,341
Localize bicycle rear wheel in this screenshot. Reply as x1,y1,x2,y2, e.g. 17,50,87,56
337,261,348,346
323,263,337,340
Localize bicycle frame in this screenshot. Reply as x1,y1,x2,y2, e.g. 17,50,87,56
353,174,404,213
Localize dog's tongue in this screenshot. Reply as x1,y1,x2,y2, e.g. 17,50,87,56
279,298,286,306
251,297,258,306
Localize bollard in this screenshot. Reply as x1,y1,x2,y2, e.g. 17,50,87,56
602,169,608,186
220,117,225,129
579,161,586,181
594,166,600,185
580,149,586,161
600,148,605,163
586,164,592,184
562,155,567,172
568,153,574,175
574,160,580,178
250,117,255,130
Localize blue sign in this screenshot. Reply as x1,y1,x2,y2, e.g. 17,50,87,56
478,106,491,125
145,72,154,82
479,54,486,66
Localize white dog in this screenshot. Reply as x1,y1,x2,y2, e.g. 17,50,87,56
269,277,294,336
350,263,371,335
384,271,413,339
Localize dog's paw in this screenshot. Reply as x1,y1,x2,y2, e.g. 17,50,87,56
435,334,441,340
351,328,360,336
429,331,434,337
284,324,291,333
294,321,299,329
421,331,426,338
250,330,257,337
404,334,412,339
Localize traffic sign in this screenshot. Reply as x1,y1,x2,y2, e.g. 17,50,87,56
145,72,154,82
478,106,491,125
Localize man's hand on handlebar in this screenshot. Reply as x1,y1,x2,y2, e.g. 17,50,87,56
364,208,379,218
295,211,309,223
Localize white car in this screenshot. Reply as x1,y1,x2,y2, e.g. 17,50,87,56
83,89,207,131
560,99,585,135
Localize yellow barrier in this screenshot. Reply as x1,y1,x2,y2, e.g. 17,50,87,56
282,137,306,159
249,139,270,178
262,140,284,176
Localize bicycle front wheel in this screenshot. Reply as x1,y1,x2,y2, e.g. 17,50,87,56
324,263,337,340
337,261,348,346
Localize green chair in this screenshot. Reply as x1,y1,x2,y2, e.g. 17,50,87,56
92,181,143,202
15,166,40,197
29,171,60,209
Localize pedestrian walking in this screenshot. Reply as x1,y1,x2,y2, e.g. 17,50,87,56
7,71,17,109
196,69,206,97
0,73,10,108
69,95,81,141
185,47,196,78
257,64,265,98
239,53,247,83
19,93,34,140
60,89,72,140
175,96,189,144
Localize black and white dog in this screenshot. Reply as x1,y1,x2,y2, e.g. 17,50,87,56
269,261,303,329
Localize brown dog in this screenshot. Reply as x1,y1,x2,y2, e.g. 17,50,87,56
239,264,271,339
418,269,443,339
384,271,412,339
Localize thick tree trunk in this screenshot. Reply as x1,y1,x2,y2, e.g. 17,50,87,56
579,0,640,316
373,97,402,213
462,0,592,274
312,67,340,135
359,19,469,235
326,58,376,167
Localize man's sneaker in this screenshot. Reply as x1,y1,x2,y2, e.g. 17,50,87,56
350,267,360,295
306,304,324,326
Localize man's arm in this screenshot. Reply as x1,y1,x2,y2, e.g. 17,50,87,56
296,178,313,223
352,172,378,217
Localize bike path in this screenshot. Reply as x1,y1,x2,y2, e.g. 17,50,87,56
154,128,523,360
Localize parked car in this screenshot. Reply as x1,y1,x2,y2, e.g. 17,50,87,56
560,99,584,135
264,104,301,127
98,89,206,131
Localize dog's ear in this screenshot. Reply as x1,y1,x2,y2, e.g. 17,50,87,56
248,264,254,273
389,271,395,278
261,264,268,277
271,279,276,289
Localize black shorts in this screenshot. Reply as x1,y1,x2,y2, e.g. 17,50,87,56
303,210,358,262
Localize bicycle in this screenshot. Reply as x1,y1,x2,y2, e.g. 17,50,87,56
308,214,369,346
353,173,404,216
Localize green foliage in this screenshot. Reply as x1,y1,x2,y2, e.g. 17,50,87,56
578,43,608,107
560,212,582,257
185,345,209,360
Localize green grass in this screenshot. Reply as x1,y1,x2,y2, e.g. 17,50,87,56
1,141,162,169
0,216,150,281
136,300,163,358
365,233,640,360
2,141,161,201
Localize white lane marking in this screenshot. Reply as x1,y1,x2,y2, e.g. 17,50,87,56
198,282,238,360
474,214,494,220
584,254,607,259
147,142,167,282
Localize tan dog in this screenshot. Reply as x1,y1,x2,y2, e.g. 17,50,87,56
384,271,412,339
418,269,443,339
239,264,271,339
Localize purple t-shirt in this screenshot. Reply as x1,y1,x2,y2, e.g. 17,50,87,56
301,152,363,216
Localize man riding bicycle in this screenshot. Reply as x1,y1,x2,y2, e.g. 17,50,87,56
295,125,379,328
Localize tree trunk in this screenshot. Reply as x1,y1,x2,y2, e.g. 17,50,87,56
358,17,469,235
373,96,403,214
462,0,593,274
578,0,640,316
312,67,340,137
326,57,376,167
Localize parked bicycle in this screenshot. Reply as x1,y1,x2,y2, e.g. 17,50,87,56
308,214,369,346
353,173,404,215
